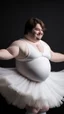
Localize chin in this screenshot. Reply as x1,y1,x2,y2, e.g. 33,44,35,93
36,37,42,40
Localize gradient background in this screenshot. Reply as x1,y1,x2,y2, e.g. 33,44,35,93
0,0,64,114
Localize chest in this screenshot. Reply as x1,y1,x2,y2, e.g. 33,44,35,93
26,42,51,60
29,43,44,53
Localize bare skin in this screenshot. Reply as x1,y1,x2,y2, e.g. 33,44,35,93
0,23,64,114
25,105,49,114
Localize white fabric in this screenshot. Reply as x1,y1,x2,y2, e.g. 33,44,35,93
25,110,34,114
38,113,46,114
16,40,51,82
25,110,46,114
0,40,64,110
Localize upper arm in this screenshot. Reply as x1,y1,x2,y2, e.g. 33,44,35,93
44,43,56,61
50,50,56,61
0,40,28,60
7,40,29,58
7,41,20,58
41,40,58,61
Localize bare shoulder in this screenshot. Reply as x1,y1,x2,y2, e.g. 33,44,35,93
10,39,27,48
11,39,28,54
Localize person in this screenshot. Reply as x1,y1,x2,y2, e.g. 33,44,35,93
0,17,64,114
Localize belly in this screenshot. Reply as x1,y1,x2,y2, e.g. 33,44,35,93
16,57,51,82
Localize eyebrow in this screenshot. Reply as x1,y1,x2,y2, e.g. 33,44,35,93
35,28,43,31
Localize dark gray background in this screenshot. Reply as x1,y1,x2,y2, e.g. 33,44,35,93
0,0,64,114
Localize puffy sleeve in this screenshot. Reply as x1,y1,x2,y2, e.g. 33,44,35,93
40,40,52,60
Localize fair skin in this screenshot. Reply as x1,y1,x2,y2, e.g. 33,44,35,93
0,23,64,114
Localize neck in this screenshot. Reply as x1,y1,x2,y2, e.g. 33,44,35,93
24,35,40,44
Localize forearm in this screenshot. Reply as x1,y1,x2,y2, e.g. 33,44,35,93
51,52,64,62
0,49,14,60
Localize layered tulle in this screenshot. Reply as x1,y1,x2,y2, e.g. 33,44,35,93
0,67,64,109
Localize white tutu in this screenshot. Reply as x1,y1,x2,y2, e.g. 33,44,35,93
0,40,64,109
0,67,64,109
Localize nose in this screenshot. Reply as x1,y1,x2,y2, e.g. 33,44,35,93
39,30,43,35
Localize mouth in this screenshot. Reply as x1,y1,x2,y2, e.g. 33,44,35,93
37,33,42,36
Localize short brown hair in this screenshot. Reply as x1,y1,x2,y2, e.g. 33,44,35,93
24,17,46,35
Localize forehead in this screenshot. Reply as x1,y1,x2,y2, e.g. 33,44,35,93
35,24,42,29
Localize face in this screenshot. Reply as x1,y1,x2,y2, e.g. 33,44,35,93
31,24,44,41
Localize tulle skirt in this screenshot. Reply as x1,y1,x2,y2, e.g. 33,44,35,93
0,67,64,109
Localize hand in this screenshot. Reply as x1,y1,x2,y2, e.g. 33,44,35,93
25,105,49,114
26,105,40,114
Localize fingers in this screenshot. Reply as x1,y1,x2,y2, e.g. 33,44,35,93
25,105,40,114
25,105,49,114
32,108,40,114
39,106,49,113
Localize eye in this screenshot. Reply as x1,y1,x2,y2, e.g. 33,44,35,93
35,28,43,31
34,28,39,31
